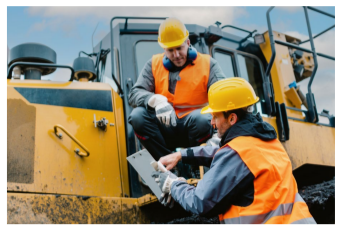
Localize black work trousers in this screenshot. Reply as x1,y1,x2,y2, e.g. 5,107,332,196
128,107,213,161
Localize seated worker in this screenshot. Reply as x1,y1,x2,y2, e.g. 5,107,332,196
152,78,316,224
128,17,225,161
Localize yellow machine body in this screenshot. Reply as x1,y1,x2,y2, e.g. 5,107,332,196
263,117,335,169
7,80,130,198
259,31,335,170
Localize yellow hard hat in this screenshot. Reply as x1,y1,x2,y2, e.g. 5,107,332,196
158,17,189,48
201,77,259,114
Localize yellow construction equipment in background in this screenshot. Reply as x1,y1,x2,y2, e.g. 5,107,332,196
7,6,335,224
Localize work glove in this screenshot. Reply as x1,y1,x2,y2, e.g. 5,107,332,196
151,170,186,207
148,94,177,127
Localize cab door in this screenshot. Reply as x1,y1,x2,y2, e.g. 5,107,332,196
210,45,268,116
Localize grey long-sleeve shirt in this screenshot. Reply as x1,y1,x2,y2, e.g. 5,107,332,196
128,56,225,108
171,145,254,217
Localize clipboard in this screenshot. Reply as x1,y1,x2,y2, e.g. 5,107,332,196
127,149,163,200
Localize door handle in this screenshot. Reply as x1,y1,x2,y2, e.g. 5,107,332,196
54,124,90,157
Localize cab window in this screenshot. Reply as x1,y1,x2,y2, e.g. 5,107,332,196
213,51,235,78
213,49,267,115
237,54,266,115
135,41,163,75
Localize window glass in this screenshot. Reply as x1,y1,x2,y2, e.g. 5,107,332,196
135,41,163,75
103,52,111,80
214,51,235,78
237,54,266,115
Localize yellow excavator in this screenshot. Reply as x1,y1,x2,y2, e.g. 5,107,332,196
7,6,334,224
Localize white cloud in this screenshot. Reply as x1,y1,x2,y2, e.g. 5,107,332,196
42,64,74,81
25,6,247,28
28,19,47,33
277,6,302,13
28,16,79,38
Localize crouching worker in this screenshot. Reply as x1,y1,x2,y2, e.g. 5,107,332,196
128,17,225,161
152,78,316,224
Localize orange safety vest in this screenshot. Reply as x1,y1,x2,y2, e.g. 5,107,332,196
218,136,316,224
152,53,210,118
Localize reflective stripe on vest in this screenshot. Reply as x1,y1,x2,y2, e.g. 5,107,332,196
217,136,315,224
220,193,316,224
152,53,210,118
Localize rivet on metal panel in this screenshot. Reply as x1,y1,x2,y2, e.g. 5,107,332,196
75,149,80,154
110,123,115,126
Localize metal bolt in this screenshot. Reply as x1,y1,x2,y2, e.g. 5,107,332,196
58,133,62,138
75,149,80,154
110,123,114,126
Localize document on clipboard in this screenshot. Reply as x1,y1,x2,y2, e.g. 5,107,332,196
127,149,164,200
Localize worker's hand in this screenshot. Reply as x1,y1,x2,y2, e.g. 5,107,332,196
159,152,182,171
159,193,175,208
148,94,177,127
152,170,186,208
151,170,186,194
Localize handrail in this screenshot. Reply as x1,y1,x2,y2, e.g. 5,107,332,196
274,40,335,60
221,25,257,44
285,106,307,113
303,6,319,95
7,62,75,81
265,7,276,81
54,124,90,157
109,17,167,96
300,25,335,44
265,6,335,123
221,25,255,34
307,6,335,18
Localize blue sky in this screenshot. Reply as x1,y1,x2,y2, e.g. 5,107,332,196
7,6,335,115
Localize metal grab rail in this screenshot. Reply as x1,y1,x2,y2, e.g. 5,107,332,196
274,40,335,60
7,62,75,81
109,17,167,96
221,25,257,44
300,25,335,44
54,124,90,157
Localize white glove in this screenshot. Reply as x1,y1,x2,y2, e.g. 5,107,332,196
151,171,186,193
148,94,177,127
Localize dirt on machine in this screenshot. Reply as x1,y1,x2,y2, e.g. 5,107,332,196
7,6,335,224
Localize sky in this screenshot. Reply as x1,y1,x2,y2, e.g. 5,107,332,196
7,6,335,116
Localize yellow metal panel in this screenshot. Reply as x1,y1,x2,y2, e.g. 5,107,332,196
7,192,152,224
282,120,335,169
121,198,150,224
137,194,158,207
284,87,302,108
7,81,122,197
112,91,130,197
7,192,123,224
259,31,304,119
262,116,334,169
